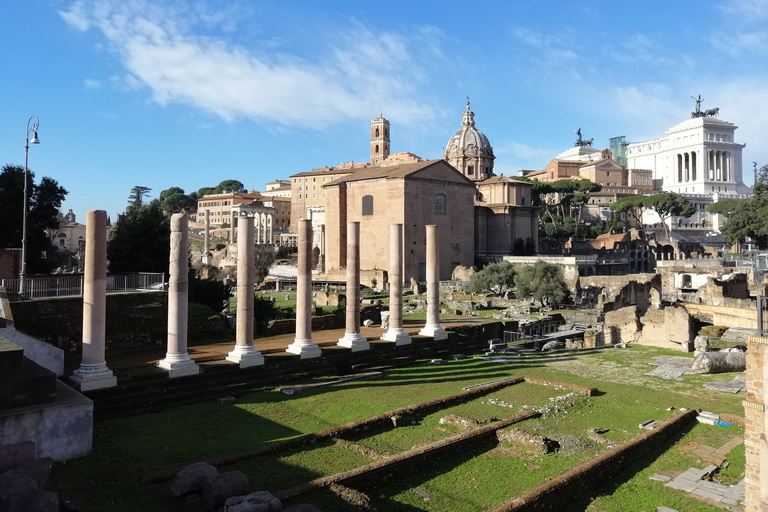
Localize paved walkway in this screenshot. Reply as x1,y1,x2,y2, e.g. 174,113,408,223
659,466,745,506
105,318,486,370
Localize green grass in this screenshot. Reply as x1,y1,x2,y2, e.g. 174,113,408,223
49,346,746,512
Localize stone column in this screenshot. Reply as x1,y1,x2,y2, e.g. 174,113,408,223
382,223,411,345
202,209,212,266
226,214,264,367
230,210,236,242
71,210,117,391
418,225,447,340
287,218,321,358
338,222,369,351
159,213,199,377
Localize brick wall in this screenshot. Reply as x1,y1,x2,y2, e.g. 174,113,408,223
0,249,21,282
745,335,768,511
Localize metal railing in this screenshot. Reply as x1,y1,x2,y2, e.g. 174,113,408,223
1,272,165,300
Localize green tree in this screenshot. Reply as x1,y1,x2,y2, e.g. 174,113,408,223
107,199,170,274
159,186,196,214
469,261,516,295
0,165,67,273
197,186,215,198
128,186,152,207
646,192,695,240
718,165,768,248
609,195,647,228
514,261,569,307
254,245,276,285
214,180,246,194
188,265,231,313
707,198,744,218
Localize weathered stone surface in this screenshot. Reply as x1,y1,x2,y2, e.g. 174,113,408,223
497,428,559,454
225,490,282,512
171,462,218,497
0,457,54,489
0,441,36,474
603,306,640,345
439,415,478,429
282,505,322,512
2,490,58,512
691,351,747,374
541,341,565,351
202,471,249,510
0,477,37,502
694,335,709,354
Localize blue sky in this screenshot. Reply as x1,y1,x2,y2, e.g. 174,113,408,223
3,0,767,221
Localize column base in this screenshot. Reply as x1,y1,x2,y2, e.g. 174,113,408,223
226,345,265,368
381,328,412,345
158,353,200,377
286,339,322,359
70,362,117,391
418,324,447,341
338,333,370,352
201,254,212,266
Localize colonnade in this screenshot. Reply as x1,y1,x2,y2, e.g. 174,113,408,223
68,213,444,390
675,150,732,183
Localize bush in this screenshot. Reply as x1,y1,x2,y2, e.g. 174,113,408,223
699,325,728,337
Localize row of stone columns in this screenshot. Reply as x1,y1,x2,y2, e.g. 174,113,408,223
69,211,445,390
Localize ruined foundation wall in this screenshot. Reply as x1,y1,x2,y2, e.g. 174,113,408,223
744,336,768,512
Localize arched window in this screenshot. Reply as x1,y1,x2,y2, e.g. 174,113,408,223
362,195,374,215
375,128,380,137
435,194,447,215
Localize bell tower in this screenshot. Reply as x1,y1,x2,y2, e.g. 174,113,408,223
370,111,390,165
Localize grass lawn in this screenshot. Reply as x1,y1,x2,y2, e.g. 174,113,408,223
49,345,746,511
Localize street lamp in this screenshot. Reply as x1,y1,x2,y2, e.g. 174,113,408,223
20,116,40,298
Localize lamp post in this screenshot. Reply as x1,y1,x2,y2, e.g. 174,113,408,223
20,116,40,298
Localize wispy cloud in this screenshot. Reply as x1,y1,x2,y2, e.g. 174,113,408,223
722,0,768,19
510,26,579,65
60,0,439,127
713,0,768,55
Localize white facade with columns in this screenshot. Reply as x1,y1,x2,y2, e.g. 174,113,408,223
626,116,750,196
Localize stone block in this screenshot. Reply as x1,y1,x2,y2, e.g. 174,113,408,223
496,428,559,454
203,471,250,510
0,441,36,474
0,457,54,489
2,489,58,512
225,491,282,512
172,462,218,497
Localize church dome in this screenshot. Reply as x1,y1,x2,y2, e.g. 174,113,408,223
444,101,495,181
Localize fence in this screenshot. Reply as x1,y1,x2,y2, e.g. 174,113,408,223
1,273,165,300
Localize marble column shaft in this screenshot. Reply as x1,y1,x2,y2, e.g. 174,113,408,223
338,222,369,351
418,224,447,340
382,223,410,345
202,209,211,265
71,210,117,390
227,214,264,367
287,218,321,358
159,213,199,376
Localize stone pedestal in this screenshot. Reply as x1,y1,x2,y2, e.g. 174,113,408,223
287,218,322,359
71,210,117,391
418,225,447,340
382,223,411,345
227,213,264,367
338,222,369,352
159,213,199,377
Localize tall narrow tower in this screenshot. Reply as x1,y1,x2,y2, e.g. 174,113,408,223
370,111,390,165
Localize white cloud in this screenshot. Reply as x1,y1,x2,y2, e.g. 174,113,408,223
60,0,437,128
722,0,768,19
83,78,101,89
